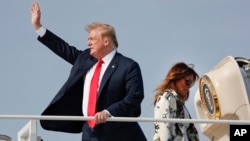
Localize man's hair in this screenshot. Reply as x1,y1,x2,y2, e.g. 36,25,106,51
85,22,118,48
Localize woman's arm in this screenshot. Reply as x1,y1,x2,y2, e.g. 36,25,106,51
153,92,177,141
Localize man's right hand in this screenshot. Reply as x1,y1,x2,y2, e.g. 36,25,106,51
30,1,42,30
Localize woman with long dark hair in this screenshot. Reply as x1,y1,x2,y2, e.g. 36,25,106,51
153,62,200,141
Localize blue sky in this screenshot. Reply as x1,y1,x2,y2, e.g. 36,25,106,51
1,0,250,141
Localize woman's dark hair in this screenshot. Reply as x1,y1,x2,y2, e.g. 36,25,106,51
153,62,199,105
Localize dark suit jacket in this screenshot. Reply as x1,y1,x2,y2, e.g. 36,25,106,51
37,29,147,141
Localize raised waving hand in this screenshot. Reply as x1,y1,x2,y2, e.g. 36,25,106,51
30,2,42,30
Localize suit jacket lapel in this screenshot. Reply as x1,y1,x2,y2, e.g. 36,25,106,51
79,55,97,71
98,53,119,97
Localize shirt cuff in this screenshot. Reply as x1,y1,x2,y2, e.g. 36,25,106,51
36,26,46,37
104,110,113,117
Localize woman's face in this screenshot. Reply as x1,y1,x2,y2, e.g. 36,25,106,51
175,74,195,97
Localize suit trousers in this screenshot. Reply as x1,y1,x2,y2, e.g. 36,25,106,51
81,123,98,141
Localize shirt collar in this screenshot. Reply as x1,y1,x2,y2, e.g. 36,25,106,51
102,49,116,64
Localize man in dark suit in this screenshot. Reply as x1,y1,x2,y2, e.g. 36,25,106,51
30,2,147,141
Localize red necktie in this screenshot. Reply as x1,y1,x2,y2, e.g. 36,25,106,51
88,59,103,128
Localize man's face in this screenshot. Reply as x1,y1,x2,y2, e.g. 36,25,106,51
87,29,106,59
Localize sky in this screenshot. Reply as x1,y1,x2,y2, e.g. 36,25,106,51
1,0,250,141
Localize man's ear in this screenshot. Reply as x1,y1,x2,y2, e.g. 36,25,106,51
104,37,111,46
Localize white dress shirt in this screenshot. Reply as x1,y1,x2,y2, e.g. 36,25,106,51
82,49,116,116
